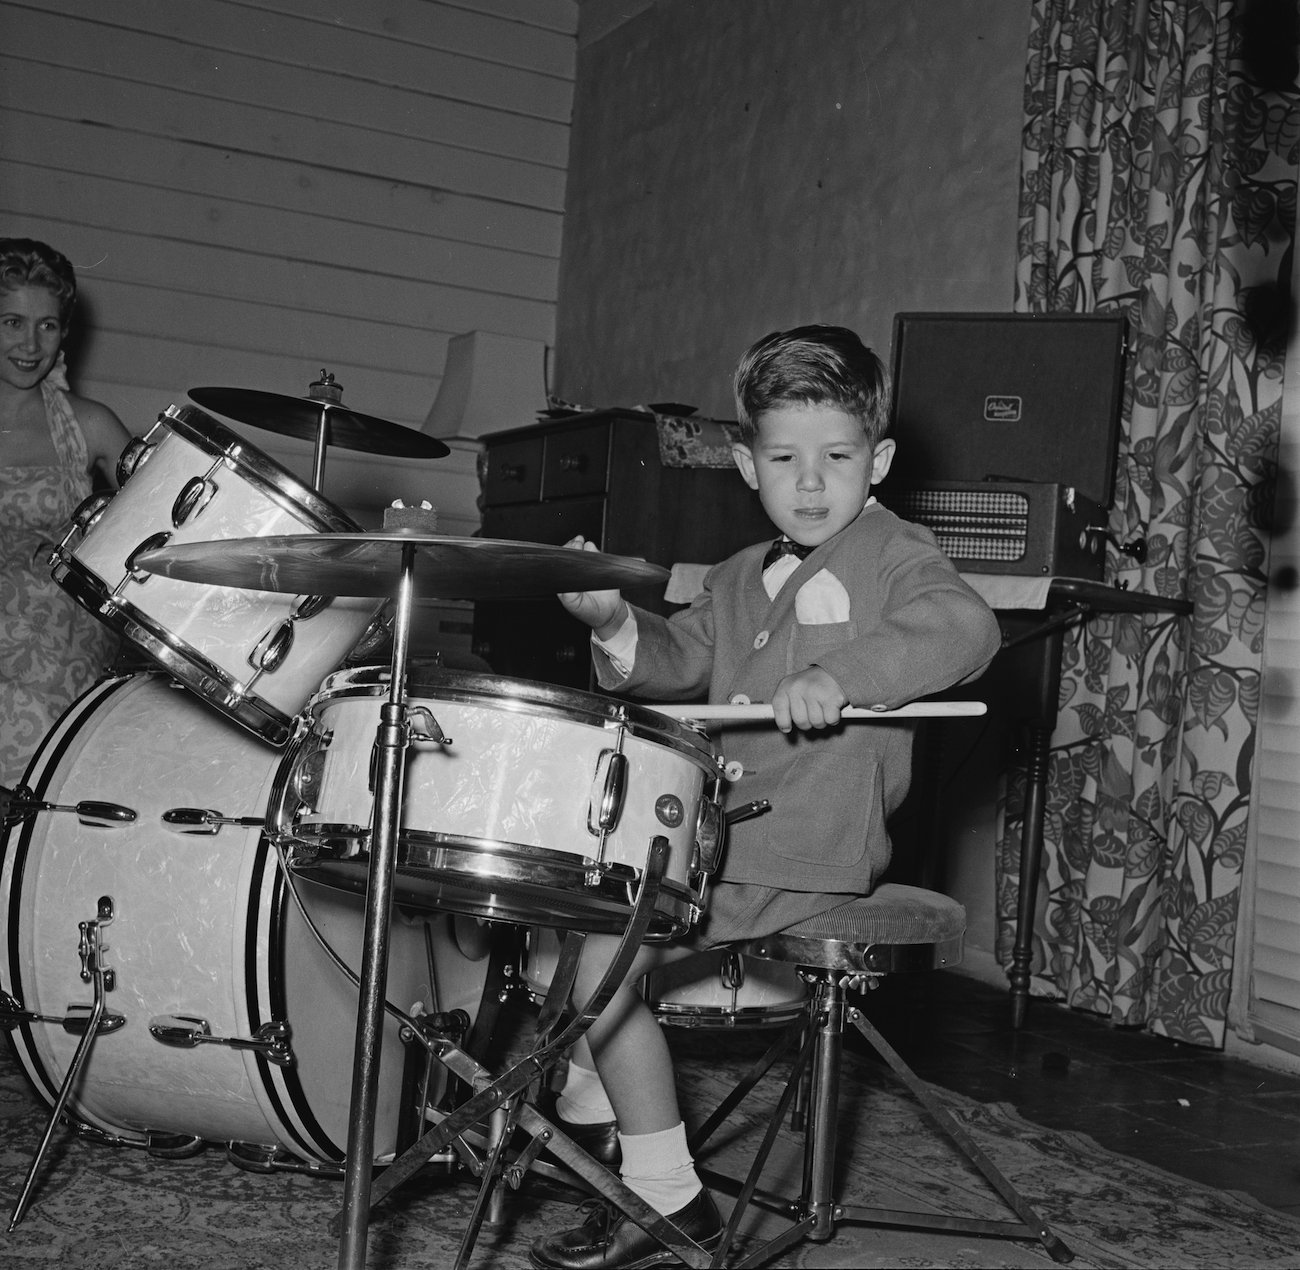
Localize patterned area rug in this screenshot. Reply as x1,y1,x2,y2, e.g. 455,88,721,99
2,1029,1299,1270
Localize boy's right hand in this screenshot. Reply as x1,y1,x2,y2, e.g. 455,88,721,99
557,536,626,638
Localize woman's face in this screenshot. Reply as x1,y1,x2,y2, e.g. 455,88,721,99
0,284,64,393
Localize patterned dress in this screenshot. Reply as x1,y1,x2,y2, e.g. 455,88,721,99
0,367,118,787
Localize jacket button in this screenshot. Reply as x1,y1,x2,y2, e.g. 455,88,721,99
729,693,751,706
753,630,769,649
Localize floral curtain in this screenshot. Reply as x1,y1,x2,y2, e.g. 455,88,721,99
997,0,1298,1045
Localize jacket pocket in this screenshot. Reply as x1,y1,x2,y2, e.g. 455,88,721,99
768,752,878,871
789,619,857,674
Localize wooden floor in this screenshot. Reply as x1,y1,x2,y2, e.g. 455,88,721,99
854,968,1300,1221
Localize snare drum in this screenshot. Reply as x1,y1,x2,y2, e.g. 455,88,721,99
0,673,484,1169
642,949,808,1029
274,667,725,938
50,403,380,745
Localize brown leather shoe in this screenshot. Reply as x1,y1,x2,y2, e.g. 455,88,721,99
528,1188,723,1270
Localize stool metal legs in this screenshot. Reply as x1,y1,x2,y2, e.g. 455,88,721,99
693,970,1074,1267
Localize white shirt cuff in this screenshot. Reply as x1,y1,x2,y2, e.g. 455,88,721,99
592,606,638,676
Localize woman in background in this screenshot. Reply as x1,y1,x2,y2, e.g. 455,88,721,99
0,237,131,790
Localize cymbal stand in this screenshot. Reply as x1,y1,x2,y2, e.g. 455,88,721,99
307,369,343,491
337,537,420,1270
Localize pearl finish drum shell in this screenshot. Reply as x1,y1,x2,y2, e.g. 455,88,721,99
278,668,722,937
0,674,482,1165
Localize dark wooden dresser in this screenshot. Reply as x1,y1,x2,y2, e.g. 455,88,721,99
471,411,773,689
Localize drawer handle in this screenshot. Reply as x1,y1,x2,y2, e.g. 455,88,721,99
557,452,588,474
500,463,528,483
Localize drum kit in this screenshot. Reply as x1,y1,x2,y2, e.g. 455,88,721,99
1,374,987,1267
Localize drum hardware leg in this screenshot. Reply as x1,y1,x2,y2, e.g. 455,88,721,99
350,838,671,1247
8,896,117,1232
534,930,587,1047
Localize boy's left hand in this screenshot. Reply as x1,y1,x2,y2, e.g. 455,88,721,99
771,667,848,733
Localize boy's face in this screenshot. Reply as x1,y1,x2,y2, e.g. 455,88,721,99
732,402,895,549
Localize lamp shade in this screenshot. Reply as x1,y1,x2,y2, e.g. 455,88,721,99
422,331,549,438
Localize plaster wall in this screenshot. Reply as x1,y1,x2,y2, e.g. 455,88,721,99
556,0,1029,417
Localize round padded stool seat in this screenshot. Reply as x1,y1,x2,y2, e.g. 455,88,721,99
736,883,966,975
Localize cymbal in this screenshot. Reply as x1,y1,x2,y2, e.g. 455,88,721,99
134,533,670,599
189,386,450,458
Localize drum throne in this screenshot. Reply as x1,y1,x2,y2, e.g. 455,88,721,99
687,883,1075,1266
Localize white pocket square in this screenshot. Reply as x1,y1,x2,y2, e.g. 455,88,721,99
795,569,851,625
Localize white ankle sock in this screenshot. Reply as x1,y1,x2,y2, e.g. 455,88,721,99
617,1121,702,1216
556,1060,616,1125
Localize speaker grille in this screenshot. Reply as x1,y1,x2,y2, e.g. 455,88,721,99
891,488,1030,563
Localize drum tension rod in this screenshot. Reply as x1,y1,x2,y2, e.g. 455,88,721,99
9,897,120,1232
0,786,137,827
148,1015,294,1066
0,991,126,1037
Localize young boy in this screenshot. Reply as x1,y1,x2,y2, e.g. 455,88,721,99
529,325,1001,1269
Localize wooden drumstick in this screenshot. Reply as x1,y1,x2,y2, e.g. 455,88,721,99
646,701,986,723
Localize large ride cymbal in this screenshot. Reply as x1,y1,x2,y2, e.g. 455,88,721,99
189,386,450,458
134,533,669,599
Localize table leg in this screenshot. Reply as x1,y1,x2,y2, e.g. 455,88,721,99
1009,721,1051,1029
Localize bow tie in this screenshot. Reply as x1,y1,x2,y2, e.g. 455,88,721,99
762,537,815,570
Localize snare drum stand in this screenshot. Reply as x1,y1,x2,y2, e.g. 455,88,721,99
341,835,723,1270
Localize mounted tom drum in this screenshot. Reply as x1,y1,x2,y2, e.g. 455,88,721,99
49,404,381,746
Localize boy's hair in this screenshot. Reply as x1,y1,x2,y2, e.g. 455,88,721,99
0,237,78,328
733,324,890,447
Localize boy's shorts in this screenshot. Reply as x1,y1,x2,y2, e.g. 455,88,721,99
686,880,862,950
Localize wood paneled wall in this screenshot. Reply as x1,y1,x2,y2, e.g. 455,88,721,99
1,0,576,524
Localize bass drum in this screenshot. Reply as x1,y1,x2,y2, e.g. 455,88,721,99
0,673,486,1170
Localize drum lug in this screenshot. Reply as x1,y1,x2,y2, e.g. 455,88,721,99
161,806,267,834
60,1001,127,1036
171,474,219,527
62,491,113,547
248,618,295,676
120,531,172,590
115,435,155,485
148,1014,296,1067
588,749,628,837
